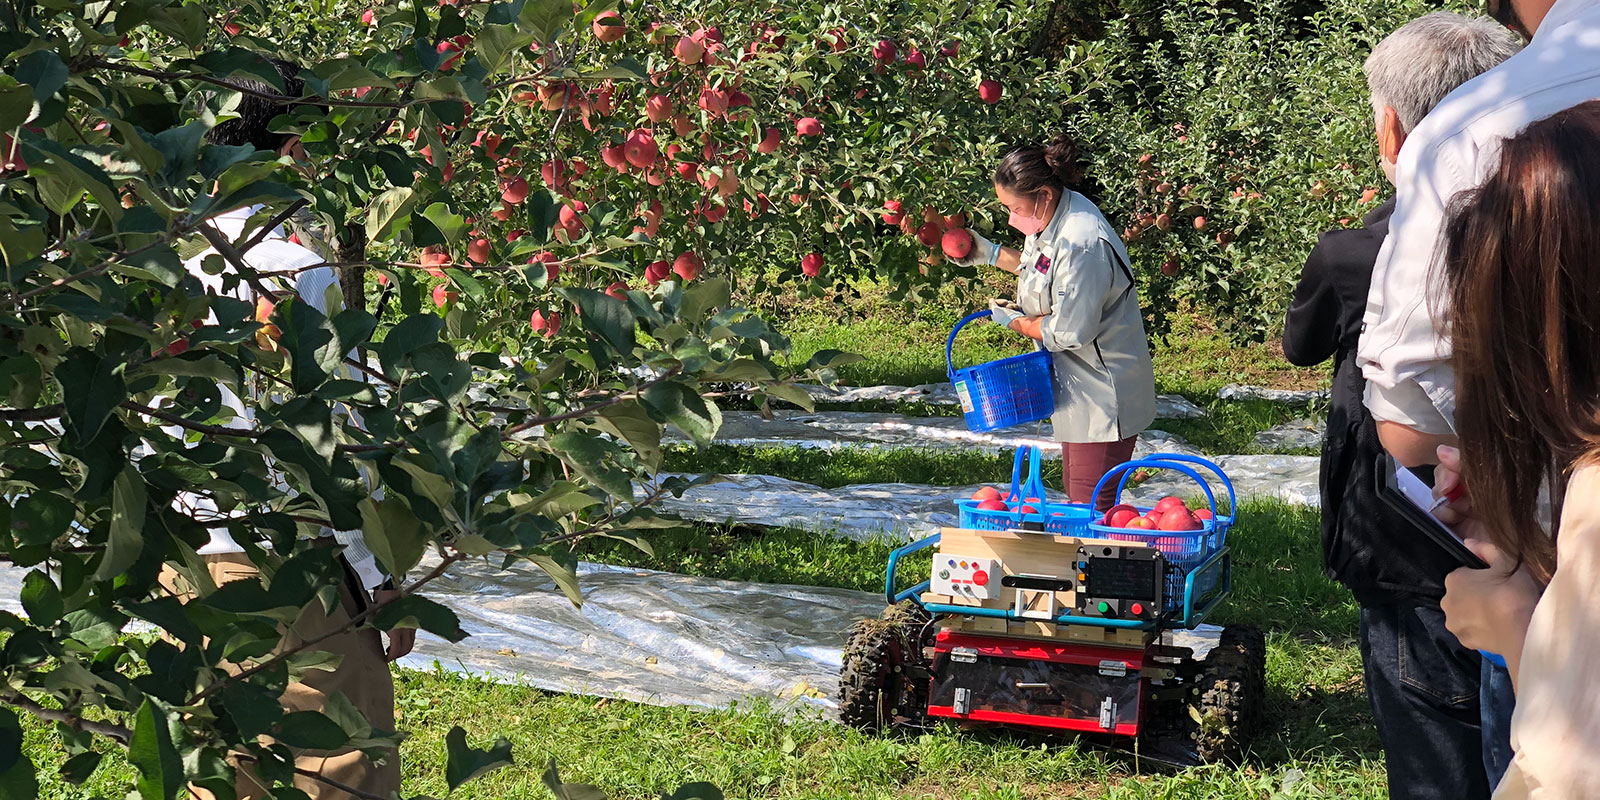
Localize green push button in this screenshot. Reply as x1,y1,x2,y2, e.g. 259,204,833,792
1097,601,1111,614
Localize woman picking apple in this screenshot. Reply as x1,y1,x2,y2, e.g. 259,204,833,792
947,133,1157,511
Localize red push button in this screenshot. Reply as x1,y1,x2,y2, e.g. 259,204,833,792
1130,603,1145,616
972,570,989,586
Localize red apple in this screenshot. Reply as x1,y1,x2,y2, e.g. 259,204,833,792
795,117,822,137
558,203,585,238
645,259,671,286
1154,496,1187,514
1124,516,1156,530
432,284,457,307
872,39,896,62
529,251,559,282
500,176,529,205
1157,507,1202,532
605,281,628,301
646,94,673,123
1102,504,1140,528
1018,505,1039,515
972,486,1003,503
673,252,703,281
978,79,1002,104
757,127,781,154
592,10,624,42
800,252,823,277
674,36,704,65
916,221,942,248
882,200,905,225
466,237,490,265
623,129,658,169
361,8,376,25
941,229,974,260
1194,509,1214,521
530,309,561,336
976,499,1009,512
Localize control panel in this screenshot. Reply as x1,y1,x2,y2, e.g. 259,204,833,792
933,555,1001,600
1072,544,1164,621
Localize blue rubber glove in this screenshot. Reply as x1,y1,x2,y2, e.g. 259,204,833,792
989,299,1023,328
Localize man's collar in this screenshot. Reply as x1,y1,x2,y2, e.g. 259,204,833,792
1535,0,1600,41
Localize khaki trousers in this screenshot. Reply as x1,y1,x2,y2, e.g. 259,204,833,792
160,552,401,800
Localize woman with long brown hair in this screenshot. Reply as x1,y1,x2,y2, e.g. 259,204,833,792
1434,99,1600,798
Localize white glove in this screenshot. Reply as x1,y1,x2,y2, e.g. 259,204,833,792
989,298,1023,328
950,230,999,268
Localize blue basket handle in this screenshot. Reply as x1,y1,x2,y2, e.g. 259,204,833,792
1006,445,1028,502
1089,458,1222,520
1019,446,1048,503
1134,454,1237,518
946,310,993,381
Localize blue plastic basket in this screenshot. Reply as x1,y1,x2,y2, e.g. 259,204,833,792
956,445,1094,536
1084,454,1237,601
947,310,1056,433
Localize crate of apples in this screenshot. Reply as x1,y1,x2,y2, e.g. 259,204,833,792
1099,496,1214,532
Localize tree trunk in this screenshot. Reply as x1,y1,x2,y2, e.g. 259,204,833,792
337,222,367,313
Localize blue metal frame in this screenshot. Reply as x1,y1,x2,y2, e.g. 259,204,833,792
884,531,1232,632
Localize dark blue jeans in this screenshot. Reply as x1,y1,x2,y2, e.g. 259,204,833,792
1481,659,1516,790
1360,602,1494,800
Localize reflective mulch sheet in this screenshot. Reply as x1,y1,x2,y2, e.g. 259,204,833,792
0,559,1223,718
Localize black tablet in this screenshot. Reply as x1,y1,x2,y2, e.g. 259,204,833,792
1374,452,1489,570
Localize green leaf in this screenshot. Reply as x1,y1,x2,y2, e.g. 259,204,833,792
547,431,633,500
592,401,662,470
419,202,470,245
358,498,428,579
10,491,73,546
372,594,466,642
62,606,126,650
122,596,203,648
642,382,723,445
446,726,514,792
526,552,583,606
541,758,607,800
13,50,68,103
57,751,101,786
680,276,730,323
128,354,242,391
378,314,444,379
0,707,37,800
151,122,207,189
55,348,127,442
274,711,351,751
763,383,816,413
0,77,33,131
580,58,647,81
365,187,417,243
475,24,534,73
96,466,147,581
555,288,635,357
129,699,182,800
278,297,339,394
519,0,576,44
19,570,63,626
17,137,123,221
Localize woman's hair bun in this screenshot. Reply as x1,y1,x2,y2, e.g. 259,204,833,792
1043,133,1084,187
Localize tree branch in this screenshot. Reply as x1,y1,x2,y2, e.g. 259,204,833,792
0,404,64,421
85,59,425,110
502,368,681,437
3,691,131,744
1,238,173,307
239,200,310,254
123,401,391,453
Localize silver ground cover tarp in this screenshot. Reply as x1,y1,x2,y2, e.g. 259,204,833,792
0,558,1221,716
666,410,1210,457
648,456,1318,543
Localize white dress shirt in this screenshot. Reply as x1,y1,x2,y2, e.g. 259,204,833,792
1358,0,1600,428
176,206,387,590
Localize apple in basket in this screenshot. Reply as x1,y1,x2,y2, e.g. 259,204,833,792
977,499,1009,512
1194,509,1214,521
972,486,1003,503
1124,516,1156,530
1102,504,1140,528
1018,505,1039,514
1154,496,1188,514
1157,506,1203,532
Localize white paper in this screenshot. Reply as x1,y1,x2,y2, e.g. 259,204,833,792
1394,465,1470,547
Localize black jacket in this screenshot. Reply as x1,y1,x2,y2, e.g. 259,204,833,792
1283,199,1459,605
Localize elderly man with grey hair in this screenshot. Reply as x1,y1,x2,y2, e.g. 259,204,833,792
1282,11,1522,800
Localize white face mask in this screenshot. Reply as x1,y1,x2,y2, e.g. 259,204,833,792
1007,193,1051,236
